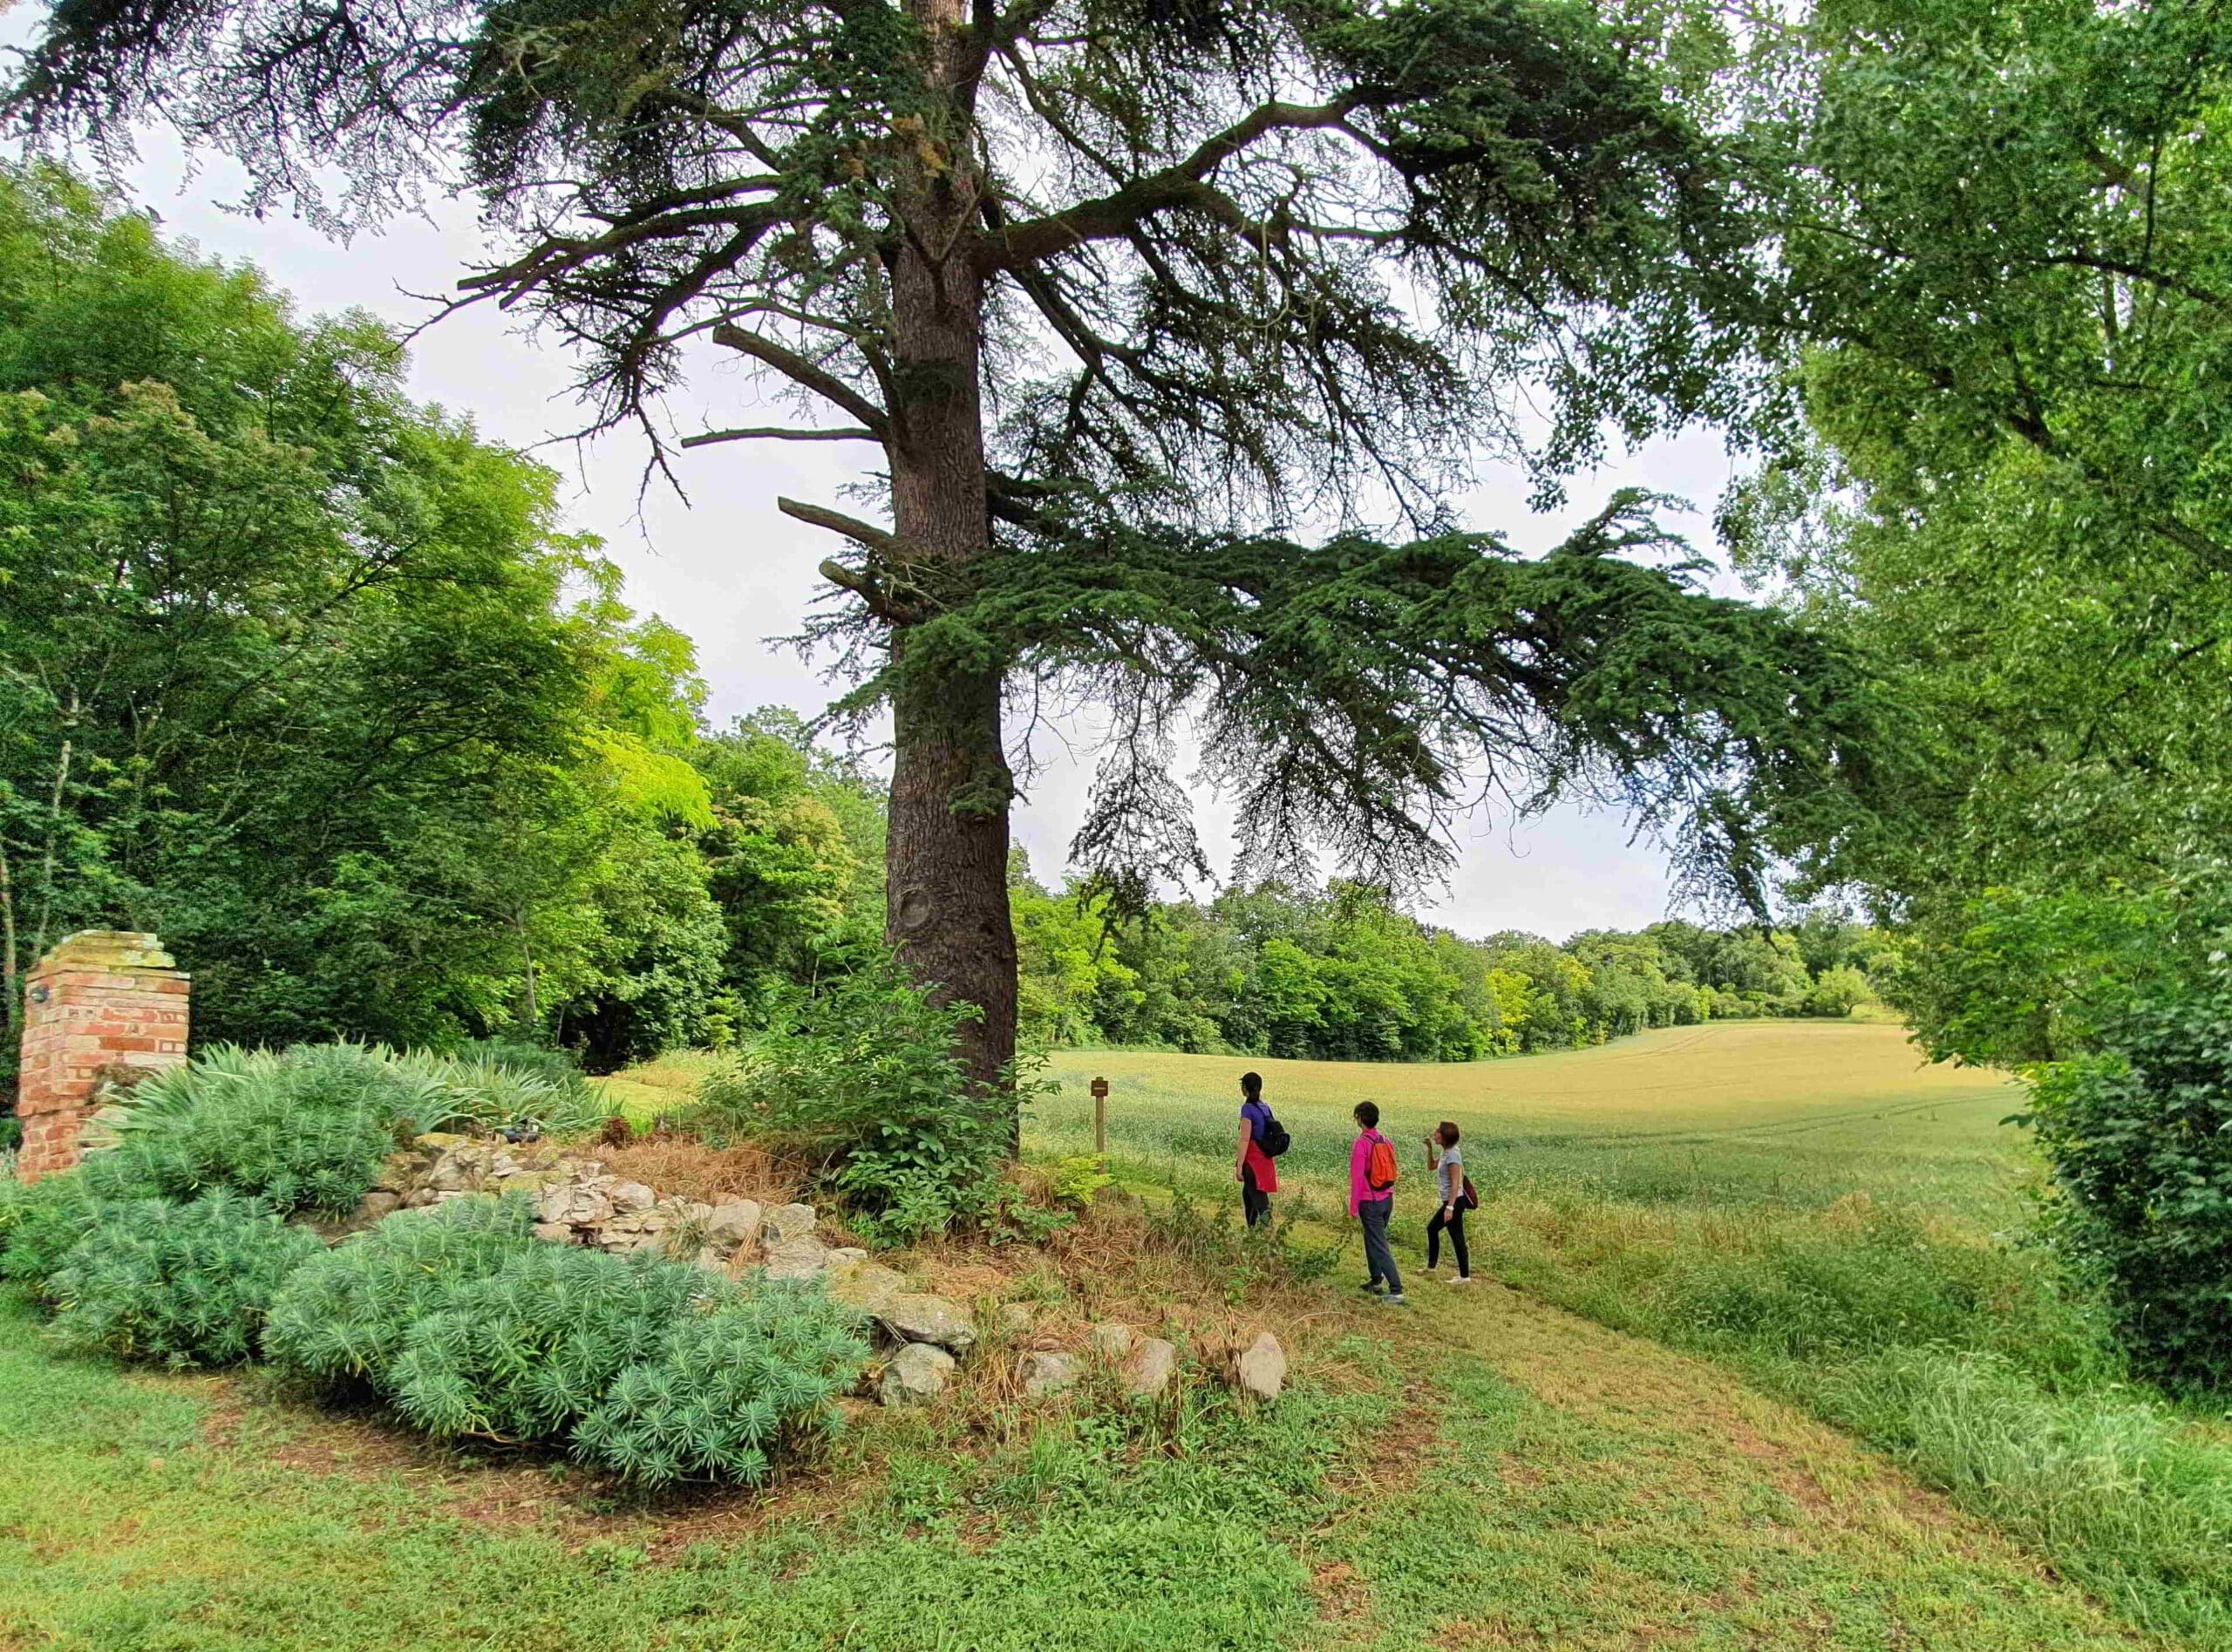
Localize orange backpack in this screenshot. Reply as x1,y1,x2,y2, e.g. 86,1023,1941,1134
1364,1133,1399,1192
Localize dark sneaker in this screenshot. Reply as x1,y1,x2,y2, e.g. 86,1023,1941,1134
1358,1280,1386,1295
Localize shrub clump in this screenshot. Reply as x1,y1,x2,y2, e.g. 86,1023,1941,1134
2024,968,2232,1390
263,1193,548,1386
694,955,1014,1243
576,1280,871,1486
386,1244,711,1444
44,1190,323,1369
265,1194,867,1485
93,1042,616,1219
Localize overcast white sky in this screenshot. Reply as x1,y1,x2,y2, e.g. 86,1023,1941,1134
92,144,1746,945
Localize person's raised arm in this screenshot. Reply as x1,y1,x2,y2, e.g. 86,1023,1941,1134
1236,1118,1253,1182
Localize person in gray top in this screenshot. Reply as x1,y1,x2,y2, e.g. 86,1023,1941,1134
1422,1120,1473,1285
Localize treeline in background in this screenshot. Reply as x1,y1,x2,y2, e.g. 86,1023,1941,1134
1013,869,1887,1061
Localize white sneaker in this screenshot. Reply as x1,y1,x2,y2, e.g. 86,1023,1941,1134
1445,1275,1474,1288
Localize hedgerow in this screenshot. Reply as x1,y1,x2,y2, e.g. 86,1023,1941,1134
44,1190,323,1369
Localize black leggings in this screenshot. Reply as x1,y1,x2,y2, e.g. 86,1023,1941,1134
1242,1163,1269,1228
1426,1204,1469,1276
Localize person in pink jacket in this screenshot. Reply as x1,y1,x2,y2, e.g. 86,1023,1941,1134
1348,1101,1405,1303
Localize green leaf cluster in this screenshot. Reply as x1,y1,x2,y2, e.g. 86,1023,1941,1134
2027,962,2232,1391
44,1190,322,1369
265,1195,868,1483
694,955,1016,1243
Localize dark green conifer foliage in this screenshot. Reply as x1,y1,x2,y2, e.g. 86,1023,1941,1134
3,0,1871,1100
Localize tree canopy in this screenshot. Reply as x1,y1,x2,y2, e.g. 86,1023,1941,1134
0,167,887,1078
3,0,1875,1097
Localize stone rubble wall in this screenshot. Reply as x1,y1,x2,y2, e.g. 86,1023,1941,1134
350,1133,1285,1410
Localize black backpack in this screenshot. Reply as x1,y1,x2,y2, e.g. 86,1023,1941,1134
1257,1112,1291,1159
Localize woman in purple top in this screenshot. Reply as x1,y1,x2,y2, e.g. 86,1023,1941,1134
1348,1101,1405,1303
1234,1071,1278,1227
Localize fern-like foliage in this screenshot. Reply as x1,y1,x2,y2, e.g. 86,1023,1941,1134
102,1041,617,1218
0,1172,131,1293
574,1280,869,1488
44,1190,323,1369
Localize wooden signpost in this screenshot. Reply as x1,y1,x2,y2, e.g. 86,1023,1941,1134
1090,1076,1110,1165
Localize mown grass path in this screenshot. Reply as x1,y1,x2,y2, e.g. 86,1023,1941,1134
1316,1282,2166,1649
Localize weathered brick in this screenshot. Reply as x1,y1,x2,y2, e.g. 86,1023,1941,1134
17,929,189,1181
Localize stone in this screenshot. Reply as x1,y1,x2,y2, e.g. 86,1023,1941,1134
1120,1336,1179,1398
1233,1332,1286,1402
879,1342,956,1407
403,1186,440,1209
1017,1350,1078,1397
830,1263,908,1313
592,1212,672,1253
608,1180,657,1214
877,1293,976,1353
530,1221,576,1245
536,1180,614,1227
425,1142,499,1193
995,1302,1038,1334
1089,1323,1139,1361
357,1190,402,1224
763,1202,818,1243
763,1234,834,1281
827,1247,868,1267
372,1143,440,1193
705,1197,763,1247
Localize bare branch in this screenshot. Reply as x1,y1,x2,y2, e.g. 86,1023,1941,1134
711,323,892,437
681,425,885,447
778,496,900,557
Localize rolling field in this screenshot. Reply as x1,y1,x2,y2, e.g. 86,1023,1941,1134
1038,1020,2029,1220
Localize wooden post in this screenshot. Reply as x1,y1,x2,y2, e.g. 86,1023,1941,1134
1090,1075,1109,1166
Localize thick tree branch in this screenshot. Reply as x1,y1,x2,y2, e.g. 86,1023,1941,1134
711,323,893,437
680,425,885,447
981,96,1360,269
777,496,900,557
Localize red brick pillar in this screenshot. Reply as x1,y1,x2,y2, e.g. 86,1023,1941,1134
16,931,190,1181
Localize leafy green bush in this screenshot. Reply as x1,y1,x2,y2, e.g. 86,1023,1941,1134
2023,967,2232,1390
0,1172,127,1293
695,956,1014,1242
267,1193,862,1485
109,1044,403,1215
95,1042,616,1219
44,1191,323,1369
263,1193,546,1387
575,1280,869,1486
387,1243,711,1444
